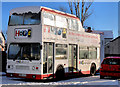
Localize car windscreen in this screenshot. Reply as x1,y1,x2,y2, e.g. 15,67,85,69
102,58,120,65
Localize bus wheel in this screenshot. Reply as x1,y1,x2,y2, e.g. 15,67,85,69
90,64,96,76
56,65,64,80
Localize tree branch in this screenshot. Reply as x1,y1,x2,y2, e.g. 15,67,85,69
77,0,80,19
81,0,85,26
68,0,73,14
73,1,78,17
67,0,93,26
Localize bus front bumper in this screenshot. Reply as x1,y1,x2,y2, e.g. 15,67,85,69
6,73,54,80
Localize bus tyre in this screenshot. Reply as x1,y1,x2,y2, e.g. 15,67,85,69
100,75,104,79
56,66,64,80
90,64,96,76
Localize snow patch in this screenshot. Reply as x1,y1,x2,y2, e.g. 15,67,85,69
1,73,119,86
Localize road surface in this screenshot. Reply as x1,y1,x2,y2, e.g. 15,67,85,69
1,72,120,87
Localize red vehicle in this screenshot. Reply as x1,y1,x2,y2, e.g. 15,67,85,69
100,57,120,79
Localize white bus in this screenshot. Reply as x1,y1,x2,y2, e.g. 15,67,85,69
6,6,100,80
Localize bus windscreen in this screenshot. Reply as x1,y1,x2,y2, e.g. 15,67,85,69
8,43,41,60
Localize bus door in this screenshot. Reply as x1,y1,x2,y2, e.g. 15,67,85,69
69,45,77,73
43,43,54,75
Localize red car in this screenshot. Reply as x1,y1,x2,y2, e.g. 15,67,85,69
100,57,120,79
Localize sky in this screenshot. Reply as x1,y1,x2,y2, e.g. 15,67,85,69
0,2,118,38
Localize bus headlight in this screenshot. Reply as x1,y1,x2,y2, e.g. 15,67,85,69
8,65,10,68
32,66,39,70
32,66,35,70
8,65,13,69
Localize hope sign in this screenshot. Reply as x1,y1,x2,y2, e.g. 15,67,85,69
15,29,31,38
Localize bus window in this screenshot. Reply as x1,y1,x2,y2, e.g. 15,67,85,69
89,47,97,59
55,15,67,28
43,12,54,20
24,12,40,25
72,19,78,31
68,19,72,30
43,12,55,26
9,12,40,26
56,44,67,59
79,47,89,59
68,19,78,31
9,13,24,25
8,44,21,59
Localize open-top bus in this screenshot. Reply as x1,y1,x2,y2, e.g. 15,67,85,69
6,6,100,80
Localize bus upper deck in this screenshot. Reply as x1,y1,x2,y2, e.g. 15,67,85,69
8,6,99,45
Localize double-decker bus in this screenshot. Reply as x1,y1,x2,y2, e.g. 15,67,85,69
6,6,100,80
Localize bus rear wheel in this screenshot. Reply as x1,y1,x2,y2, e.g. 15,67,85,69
56,65,64,80
90,64,96,76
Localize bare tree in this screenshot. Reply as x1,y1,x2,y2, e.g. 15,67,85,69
68,0,93,26
68,0,73,14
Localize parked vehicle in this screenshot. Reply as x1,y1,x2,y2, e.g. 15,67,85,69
100,57,120,79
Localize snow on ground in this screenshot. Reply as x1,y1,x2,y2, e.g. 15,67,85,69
1,72,119,86
0,72,2,86
56,75,118,85
118,79,120,87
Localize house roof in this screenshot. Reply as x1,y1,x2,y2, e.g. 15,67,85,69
85,29,113,39
110,36,120,42
97,30,113,38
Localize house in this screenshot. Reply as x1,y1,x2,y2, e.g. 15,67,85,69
105,36,120,57
0,31,5,51
0,30,6,72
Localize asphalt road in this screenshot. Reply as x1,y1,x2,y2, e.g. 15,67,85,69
1,72,120,87
118,80,120,87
